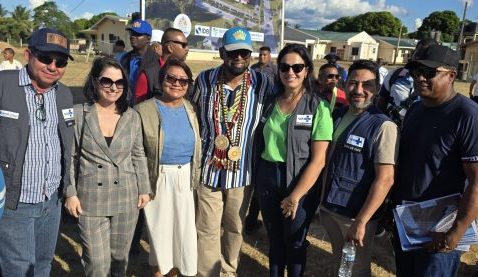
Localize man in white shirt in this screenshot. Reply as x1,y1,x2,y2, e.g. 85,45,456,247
0,48,23,70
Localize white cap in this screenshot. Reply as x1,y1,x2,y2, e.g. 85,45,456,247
151,29,164,43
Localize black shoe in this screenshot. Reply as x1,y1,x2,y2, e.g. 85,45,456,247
244,220,263,235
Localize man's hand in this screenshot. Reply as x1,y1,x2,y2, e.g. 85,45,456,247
65,196,83,218
137,194,150,209
346,220,367,247
425,231,459,253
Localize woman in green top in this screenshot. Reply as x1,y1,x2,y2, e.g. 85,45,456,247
253,44,333,277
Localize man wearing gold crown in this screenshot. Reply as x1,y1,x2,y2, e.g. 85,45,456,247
191,27,273,276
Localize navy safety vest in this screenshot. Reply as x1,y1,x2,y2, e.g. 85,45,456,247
323,106,390,218
253,92,321,190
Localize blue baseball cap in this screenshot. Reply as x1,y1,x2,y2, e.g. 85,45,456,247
28,28,74,60
126,20,152,36
222,27,253,52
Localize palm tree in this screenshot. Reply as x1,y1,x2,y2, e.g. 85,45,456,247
11,5,33,41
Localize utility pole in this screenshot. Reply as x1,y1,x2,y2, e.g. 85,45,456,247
394,24,403,65
457,1,469,57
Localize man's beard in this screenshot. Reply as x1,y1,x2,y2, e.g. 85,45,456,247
225,64,247,76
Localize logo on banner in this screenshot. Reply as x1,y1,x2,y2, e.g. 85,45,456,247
195,25,210,37
173,14,192,37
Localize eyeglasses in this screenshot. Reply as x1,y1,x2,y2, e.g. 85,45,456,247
409,66,452,80
34,93,46,122
225,49,251,59
164,40,188,49
279,63,305,73
33,51,68,68
97,77,125,89
326,74,340,80
165,74,190,87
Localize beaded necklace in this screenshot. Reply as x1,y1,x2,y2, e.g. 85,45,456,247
211,69,250,171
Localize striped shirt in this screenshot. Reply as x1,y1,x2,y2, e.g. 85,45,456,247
18,67,62,203
191,67,272,189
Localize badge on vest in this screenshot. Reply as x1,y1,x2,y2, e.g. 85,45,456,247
62,108,75,127
345,134,365,152
296,114,313,127
0,110,19,120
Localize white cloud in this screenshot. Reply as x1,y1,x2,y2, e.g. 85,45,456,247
77,12,94,20
415,18,423,31
459,0,473,6
29,0,46,9
285,0,408,29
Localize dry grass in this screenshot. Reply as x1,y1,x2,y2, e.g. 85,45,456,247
6,48,475,276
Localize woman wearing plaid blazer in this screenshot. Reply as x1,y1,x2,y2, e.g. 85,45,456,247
64,57,151,276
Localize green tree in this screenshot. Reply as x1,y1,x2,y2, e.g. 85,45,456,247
416,10,460,42
33,2,74,37
322,12,406,37
0,4,8,18
87,12,118,29
10,5,33,41
73,18,89,38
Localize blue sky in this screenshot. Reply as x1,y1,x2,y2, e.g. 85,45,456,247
5,0,478,33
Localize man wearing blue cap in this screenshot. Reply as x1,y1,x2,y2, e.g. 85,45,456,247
191,26,273,276
0,27,74,276
120,19,161,105
392,45,478,276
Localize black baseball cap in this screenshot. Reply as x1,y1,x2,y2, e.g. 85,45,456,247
28,28,74,60
406,44,458,69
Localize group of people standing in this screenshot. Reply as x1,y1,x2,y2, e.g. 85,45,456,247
0,19,477,277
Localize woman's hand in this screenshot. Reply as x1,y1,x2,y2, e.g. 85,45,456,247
280,196,299,220
65,196,83,218
137,194,150,209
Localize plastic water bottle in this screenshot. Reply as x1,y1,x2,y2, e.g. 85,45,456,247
338,241,356,277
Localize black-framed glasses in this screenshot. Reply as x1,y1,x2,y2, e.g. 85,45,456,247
165,74,190,87
279,63,305,73
34,93,46,122
326,74,340,80
97,77,125,89
225,49,251,59
32,51,68,68
164,40,188,49
409,66,452,80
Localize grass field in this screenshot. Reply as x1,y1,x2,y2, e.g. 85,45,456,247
4,46,478,276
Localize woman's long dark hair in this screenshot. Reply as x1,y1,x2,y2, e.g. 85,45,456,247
275,44,316,95
83,56,130,114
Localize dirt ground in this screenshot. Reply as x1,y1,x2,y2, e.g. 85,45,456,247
6,49,477,276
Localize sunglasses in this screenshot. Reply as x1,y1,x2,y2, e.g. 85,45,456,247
165,74,190,87
97,77,125,89
33,51,68,68
409,66,452,80
326,74,340,80
279,63,305,73
164,40,188,49
225,49,251,59
34,93,46,122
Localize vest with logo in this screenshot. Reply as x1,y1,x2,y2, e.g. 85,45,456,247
323,106,390,218
253,92,321,190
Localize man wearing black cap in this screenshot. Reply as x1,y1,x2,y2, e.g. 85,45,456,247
392,45,478,276
0,27,74,276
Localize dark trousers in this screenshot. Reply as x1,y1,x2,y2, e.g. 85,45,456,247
392,227,461,277
256,158,319,277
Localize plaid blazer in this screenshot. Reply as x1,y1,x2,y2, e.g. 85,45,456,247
64,103,151,216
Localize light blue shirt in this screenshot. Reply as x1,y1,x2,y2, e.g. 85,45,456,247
156,100,195,165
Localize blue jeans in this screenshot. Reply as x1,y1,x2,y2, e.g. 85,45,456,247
392,227,462,277
256,158,319,277
0,191,62,277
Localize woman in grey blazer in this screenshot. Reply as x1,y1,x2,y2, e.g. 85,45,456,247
64,57,151,277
